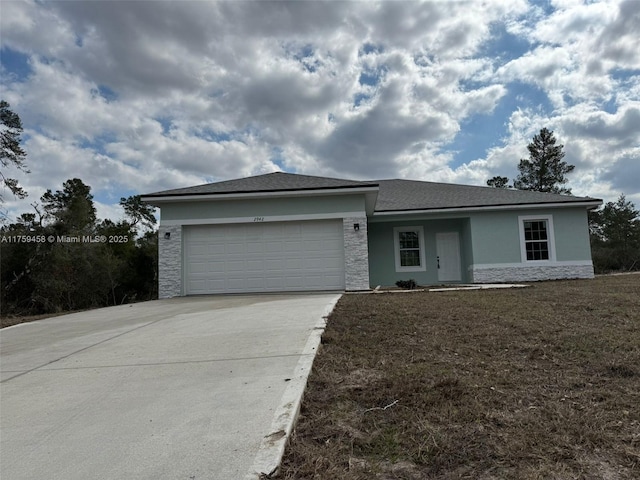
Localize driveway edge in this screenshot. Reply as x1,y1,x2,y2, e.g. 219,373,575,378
245,294,341,479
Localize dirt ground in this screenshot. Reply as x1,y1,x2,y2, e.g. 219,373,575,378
277,275,640,479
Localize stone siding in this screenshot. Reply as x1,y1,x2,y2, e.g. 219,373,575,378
470,263,594,283
343,217,370,290
158,225,182,298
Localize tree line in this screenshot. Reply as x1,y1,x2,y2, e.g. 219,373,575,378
1,179,158,316
1,100,157,316
488,127,640,273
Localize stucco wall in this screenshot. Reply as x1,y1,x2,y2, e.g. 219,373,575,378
470,208,593,264
160,194,366,223
467,207,595,282
367,218,469,287
367,207,594,287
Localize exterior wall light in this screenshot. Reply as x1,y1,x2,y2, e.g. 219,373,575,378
164,232,171,239
353,223,360,231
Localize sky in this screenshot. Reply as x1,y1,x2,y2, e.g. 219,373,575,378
1,0,639,224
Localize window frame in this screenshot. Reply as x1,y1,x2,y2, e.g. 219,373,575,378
518,214,556,263
393,226,426,272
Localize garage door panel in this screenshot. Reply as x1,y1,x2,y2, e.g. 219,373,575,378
304,258,328,269
188,229,211,241
226,243,245,255
246,242,264,254
265,277,284,289
285,258,303,269
207,260,225,272
207,279,226,290
264,258,283,270
264,225,284,238
202,244,223,256
283,223,301,234
188,279,207,291
307,241,331,252
246,278,266,289
185,220,345,294
188,263,209,274
189,244,209,256
284,240,303,252
303,277,326,288
246,259,264,270
264,241,283,253
322,258,344,269
284,275,306,287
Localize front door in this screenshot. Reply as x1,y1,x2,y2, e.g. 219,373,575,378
436,232,462,282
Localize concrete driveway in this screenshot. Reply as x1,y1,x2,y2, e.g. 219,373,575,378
0,293,340,480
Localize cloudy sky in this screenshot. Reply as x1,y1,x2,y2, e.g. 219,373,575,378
1,0,639,223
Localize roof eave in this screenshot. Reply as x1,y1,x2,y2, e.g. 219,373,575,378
373,200,603,216
141,185,380,206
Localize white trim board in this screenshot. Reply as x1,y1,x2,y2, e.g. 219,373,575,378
142,186,379,204
160,211,367,226
373,201,602,216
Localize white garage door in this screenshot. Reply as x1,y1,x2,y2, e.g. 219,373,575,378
184,220,345,294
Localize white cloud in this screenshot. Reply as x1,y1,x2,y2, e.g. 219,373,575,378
1,0,638,224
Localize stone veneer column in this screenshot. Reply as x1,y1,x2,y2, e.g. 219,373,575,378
343,217,370,291
158,225,182,298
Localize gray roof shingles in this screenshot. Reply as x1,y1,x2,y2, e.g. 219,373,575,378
375,179,600,211
143,172,378,196
143,172,601,211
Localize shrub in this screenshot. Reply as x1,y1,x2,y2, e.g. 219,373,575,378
395,279,417,290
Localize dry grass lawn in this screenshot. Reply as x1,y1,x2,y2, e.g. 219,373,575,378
277,275,640,479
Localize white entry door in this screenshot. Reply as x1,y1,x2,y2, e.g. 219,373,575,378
436,232,462,282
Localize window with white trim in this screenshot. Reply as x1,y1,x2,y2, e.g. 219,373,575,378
519,215,556,262
394,226,426,272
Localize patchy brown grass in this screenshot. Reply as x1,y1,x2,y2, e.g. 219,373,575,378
278,275,640,479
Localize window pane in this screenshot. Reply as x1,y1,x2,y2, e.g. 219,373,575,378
524,222,533,241
526,241,549,260
399,231,419,249
525,221,547,241
400,249,421,267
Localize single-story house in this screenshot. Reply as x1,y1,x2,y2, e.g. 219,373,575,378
141,172,602,298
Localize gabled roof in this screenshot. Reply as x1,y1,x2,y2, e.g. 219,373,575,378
143,172,378,197
374,179,601,212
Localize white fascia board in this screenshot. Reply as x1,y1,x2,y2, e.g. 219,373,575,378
372,201,602,217
160,211,367,226
364,190,379,216
141,186,379,205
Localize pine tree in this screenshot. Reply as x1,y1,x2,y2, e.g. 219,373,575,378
41,178,97,233
1,100,29,202
513,128,574,194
